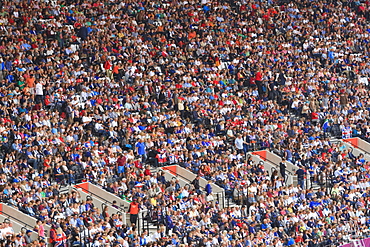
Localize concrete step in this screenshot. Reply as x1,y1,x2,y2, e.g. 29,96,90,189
330,138,341,143
311,183,321,191
223,198,245,208
138,222,159,235
150,167,159,174
59,185,70,194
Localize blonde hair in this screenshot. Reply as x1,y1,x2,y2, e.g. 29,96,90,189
56,227,63,235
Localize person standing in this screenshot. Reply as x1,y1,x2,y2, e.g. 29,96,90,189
280,158,287,184
25,73,35,100
116,153,126,175
205,181,212,196
37,220,45,239
128,197,140,226
135,139,147,162
339,90,348,109
55,227,67,247
24,230,33,245
235,134,245,155
191,175,201,194
342,123,352,139
255,68,264,97
35,80,44,105
296,165,306,189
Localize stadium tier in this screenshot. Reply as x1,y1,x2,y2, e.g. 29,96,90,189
1,0,370,246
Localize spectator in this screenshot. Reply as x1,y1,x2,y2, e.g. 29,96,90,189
191,176,201,195
296,165,306,189
128,198,140,226
280,158,287,183
24,230,33,245
1,0,370,246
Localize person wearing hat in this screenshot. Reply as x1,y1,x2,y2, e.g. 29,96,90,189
24,230,34,244
15,234,25,246
93,236,105,246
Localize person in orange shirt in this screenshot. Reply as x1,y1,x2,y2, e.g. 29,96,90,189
25,73,36,99
188,29,197,40
128,197,140,226
113,63,119,75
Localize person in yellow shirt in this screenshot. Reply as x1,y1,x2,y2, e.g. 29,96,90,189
150,195,157,207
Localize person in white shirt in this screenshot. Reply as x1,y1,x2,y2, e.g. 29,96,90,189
235,134,245,154
82,114,93,124
181,188,189,198
2,222,14,239
35,81,44,104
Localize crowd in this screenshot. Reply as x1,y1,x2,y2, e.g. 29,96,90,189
0,220,45,247
1,0,370,246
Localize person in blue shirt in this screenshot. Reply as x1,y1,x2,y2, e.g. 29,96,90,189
286,237,295,246
135,139,147,162
309,198,322,209
26,146,38,170
248,223,256,235
205,182,212,195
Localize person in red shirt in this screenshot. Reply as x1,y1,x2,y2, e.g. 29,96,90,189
117,153,126,175
295,233,304,243
255,68,264,97
311,112,319,125
144,165,152,176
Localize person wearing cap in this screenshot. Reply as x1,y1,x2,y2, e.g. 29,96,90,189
24,230,33,245
93,236,105,246
15,234,25,246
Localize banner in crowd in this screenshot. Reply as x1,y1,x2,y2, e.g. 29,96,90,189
341,238,370,247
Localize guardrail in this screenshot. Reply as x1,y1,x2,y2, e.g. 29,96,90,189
0,203,49,242
247,153,290,184
343,137,370,156
73,184,128,219
76,182,131,208
161,169,192,188
0,211,40,241
73,183,151,235
160,165,226,207
251,150,298,185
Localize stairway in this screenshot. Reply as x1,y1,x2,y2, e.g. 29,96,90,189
250,151,299,186
0,203,50,242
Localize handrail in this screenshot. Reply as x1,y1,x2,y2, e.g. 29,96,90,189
73,184,128,213
346,140,370,155
1,211,36,233
162,167,193,183
252,152,294,175
271,166,276,174
270,166,289,184
184,183,192,190
101,202,107,213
